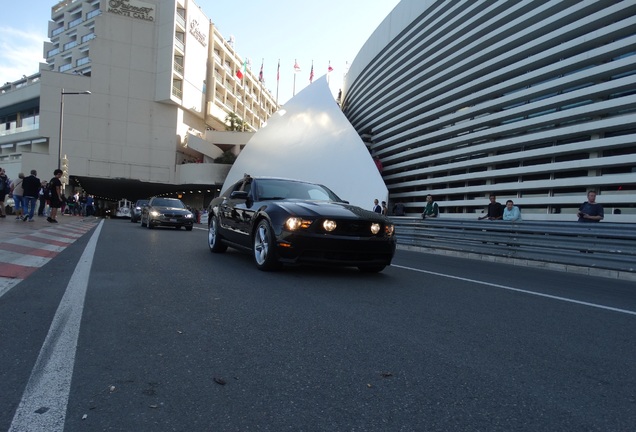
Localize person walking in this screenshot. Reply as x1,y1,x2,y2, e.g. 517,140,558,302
22,170,41,222
48,169,64,223
38,181,49,216
10,173,25,220
85,194,95,217
0,167,9,218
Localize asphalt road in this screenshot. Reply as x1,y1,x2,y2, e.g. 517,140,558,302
1,219,635,432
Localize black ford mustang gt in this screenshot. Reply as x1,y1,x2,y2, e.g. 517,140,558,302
207,176,396,272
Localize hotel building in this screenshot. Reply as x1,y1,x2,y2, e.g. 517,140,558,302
0,0,277,204
342,0,636,221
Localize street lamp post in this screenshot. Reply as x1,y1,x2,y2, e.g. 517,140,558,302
58,88,91,185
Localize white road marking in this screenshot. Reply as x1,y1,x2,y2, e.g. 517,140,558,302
392,264,636,316
9,220,104,432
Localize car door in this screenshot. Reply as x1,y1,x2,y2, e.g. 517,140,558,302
231,180,258,242
217,179,251,245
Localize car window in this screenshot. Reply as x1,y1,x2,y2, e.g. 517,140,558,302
152,198,184,208
306,188,332,201
256,179,341,201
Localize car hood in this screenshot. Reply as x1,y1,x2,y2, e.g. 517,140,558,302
152,206,191,214
276,200,386,221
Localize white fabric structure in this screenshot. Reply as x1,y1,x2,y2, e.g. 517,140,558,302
222,76,388,210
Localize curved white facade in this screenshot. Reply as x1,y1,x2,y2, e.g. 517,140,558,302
342,0,636,221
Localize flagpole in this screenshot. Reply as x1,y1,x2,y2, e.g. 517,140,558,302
276,59,280,106
259,58,264,111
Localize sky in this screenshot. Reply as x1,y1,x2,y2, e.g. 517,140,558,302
0,0,400,105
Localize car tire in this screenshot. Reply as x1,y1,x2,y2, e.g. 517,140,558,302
208,216,227,253
253,219,281,271
358,265,386,273
185,226,193,231
130,217,135,223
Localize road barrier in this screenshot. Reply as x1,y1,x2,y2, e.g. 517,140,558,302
392,217,636,280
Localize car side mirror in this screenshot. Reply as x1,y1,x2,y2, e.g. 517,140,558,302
230,191,249,200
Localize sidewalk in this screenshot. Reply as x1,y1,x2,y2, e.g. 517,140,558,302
0,214,96,244
0,214,101,298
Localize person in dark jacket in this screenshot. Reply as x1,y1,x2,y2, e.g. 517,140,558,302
577,191,604,222
478,194,503,221
21,170,41,222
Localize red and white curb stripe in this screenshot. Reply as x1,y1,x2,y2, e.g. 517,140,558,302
0,221,98,298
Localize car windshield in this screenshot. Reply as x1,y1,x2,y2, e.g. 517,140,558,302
255,179,342,202
152,198,185,208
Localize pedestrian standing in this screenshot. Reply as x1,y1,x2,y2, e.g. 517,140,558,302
21,170,41,222
578,190,604,222
478,194,503,220
372,199,382,213
10,173,25,220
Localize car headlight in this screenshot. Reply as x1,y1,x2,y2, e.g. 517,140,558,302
322,219,337,232
150,210,160,217
385,224,395,236
184,213,193,218
370,223,381,234
285,217,312,231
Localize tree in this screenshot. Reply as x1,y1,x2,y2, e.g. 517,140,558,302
214,150,237,164
225,112,248,131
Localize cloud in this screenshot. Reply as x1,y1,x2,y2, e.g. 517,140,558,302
0,27,46,84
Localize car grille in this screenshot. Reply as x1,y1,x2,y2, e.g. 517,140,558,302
329,220,379,236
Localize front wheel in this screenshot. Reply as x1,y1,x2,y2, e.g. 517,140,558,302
253,219,281,271
208,217,227,253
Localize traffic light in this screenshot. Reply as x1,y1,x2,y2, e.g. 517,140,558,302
61,155,69,185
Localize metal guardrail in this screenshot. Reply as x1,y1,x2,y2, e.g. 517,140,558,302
391,217,636,278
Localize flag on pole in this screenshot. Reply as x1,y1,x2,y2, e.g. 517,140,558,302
309,61,314,83
328,61,333,73
236,60,246,80
294,59,301,73
258,60,264,83
277,59,280,81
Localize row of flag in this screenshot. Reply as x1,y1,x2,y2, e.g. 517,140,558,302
236,60,335,84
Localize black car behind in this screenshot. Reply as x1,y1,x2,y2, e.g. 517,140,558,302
141,197,194,231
